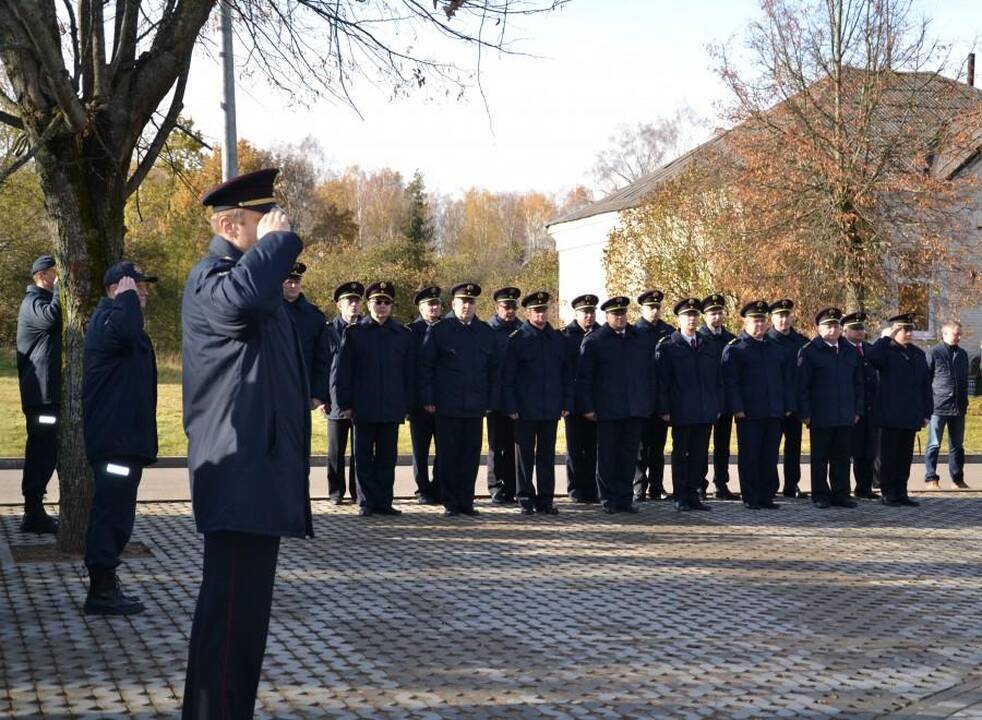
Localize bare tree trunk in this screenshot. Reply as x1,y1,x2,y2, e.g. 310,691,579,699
34,137,126,553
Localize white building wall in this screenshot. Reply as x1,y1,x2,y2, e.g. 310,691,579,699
548,211,620,323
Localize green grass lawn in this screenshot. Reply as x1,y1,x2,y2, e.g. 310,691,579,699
3,348,981,457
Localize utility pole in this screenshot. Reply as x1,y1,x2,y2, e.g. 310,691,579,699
220,1,238,180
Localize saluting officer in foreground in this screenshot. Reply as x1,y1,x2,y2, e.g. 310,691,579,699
796,308,862,509
16,255,61,534
487,286,522,504
562,294,600,503
82,262,158,616
502,291,572,515
325,281,364,504
406,286,443,504
656,298,721,512
722,301,791,510
182,169,312,719
866,313,933,507
633,290,674,503
766,299,809,499
333,282,414,517
420,283,499,516
576,296,656,514
698,293,739,501
282,262,330,418
841,312,880,499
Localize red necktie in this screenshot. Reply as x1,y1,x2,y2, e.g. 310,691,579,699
856,343,863,357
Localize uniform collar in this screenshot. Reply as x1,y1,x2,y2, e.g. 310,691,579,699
208,235,243,261
25,284,53,298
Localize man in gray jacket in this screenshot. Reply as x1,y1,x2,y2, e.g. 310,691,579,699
925,320,970,489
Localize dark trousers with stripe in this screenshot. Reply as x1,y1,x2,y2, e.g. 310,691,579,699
809,426,852,502
486,411,516,499
705,413,734,493
877,427,917,501
408,411,439,501
182,531,280,720
851,417,878,495
436,416,483,512
21,406,58,504
327,418,357,501
353,421,399,511
773,415,802,495
633,415,668,500
596,418,643,511
84,460,143,573
515,419,558,510
671,423,712,505
564,415,598,500
737,418,782,507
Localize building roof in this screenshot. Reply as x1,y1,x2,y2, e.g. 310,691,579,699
548,71,982,228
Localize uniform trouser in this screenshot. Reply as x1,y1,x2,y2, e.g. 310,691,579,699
409,411,440,500
515,419,558,510
84,460,144,573
21,406,58,504
436,416,483,512
850,417,878,494
878,427,917,501
182,532,280,720
771,415,802,495
705,414,734,493
352,420,399,511
486,411,516,499
633,415,668,499
671,423,712,505
564,415,598,500
596,418,643,511
809,426,852,502
327,418,357,501
737,418,782,507
925,414,966,482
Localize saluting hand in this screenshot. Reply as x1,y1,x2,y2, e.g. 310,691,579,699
258,207,291,239
311,398,325,412
583,412,597,422
561,410,569,418
115,276,138,296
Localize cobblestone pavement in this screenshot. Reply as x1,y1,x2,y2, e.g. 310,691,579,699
3,494,982,719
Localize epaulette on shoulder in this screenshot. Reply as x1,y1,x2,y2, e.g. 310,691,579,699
509,328,522,338
726,337,740,346
203,256,235,278
656,335,672,346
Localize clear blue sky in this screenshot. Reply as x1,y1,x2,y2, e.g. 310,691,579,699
181,0,980,197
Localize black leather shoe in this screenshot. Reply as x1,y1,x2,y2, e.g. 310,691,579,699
417,495,437,505
814,499,831,509
358,507,373,517
633,495,647,503
715,489,741,501
760,501,781,509
538,506,559,515
953,479,970,489
623,504,640,514
20,506,58,535
490,494,513,505
675,501,692,512
881,497,903,507
460,508,481,516
697,489,707,501
603,506,618,514
855,490,880,500
783,489,809,499
84,578,145,616
899,497,921,507
744,502,761,510
443,509,459,517
377,507,403,516
691,501,712,511
653,492,672,502
520,506,536,516
831,499,858,509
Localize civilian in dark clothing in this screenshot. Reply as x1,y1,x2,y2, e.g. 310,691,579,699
82,261,159,616
561,294,600,502
924,320,970,489
865,313,933,507
16,255,61,534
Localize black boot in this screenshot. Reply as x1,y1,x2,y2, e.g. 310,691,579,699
20,501,59,535
84,569,144,616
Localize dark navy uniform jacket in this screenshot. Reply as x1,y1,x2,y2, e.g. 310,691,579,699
182,233,312,539
420,317,499,418
488,314,520,411
562,320,596,414
796,337,863,428
844,340,878,414
576,323,657,421
865,337,933,430
927,342,969,416
722,332,792,419
656,331,723,425
407,317,437,412
501,321,573,421
766,327,808,414
325,315,359,420
332,316,415,423
697,324,736,361
16,285,62,410
82,293,158,465
635,317,674,344
284,294,329,401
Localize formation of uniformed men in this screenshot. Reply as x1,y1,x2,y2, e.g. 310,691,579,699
12,165,967,717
